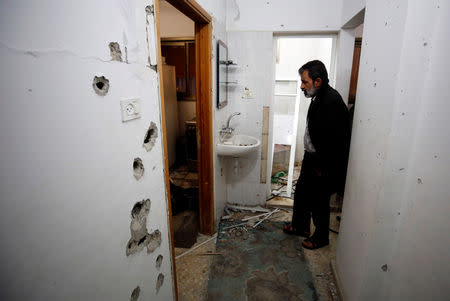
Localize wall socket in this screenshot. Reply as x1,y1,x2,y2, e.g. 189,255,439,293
242,87,255,99
120,98,141,122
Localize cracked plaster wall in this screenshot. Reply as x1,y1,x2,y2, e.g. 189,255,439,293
0,0,173,300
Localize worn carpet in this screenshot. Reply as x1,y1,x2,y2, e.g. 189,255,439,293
207,220,318,301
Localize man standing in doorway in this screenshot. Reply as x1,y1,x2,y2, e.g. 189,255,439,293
283,60,350,250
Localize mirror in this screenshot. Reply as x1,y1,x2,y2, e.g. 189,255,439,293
217,40,228,109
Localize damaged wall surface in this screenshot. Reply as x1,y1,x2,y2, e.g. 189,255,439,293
0,0,173,300
337,0,450,300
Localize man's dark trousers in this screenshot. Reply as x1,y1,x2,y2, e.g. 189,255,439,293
292,151,333,242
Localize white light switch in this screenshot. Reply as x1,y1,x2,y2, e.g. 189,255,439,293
121,98,141,122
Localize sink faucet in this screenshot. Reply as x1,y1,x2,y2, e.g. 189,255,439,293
220,112,241,135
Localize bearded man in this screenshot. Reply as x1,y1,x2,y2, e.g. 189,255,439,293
283,60,351,250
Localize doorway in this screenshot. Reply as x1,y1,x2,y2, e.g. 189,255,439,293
155,0,213,299
268,35,337,199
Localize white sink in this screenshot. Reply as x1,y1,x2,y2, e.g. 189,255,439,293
217,134,261,157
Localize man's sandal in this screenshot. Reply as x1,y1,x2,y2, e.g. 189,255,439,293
282,223,310,237
301,237,329,250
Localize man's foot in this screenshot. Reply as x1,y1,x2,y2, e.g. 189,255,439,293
282,223,310,237
301,236,329,250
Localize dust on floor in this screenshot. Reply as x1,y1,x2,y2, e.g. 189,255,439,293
175,208,341,301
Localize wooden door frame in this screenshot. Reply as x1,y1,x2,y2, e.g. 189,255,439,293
155,0,213,299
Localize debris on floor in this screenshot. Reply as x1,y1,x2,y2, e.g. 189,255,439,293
266,196,294,208
175,201,342,301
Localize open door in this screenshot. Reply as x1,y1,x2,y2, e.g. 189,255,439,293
154,0,213,299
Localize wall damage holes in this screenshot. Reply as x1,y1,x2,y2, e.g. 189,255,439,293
145,5,154,15
156,255,163,270
381,264,388,272
133,158,144,180
130,286,140,301
109,42,123,62
417,178,423,184
126,199,162,256
143,122,158,151
423,42,428,47
156,273,164,293
93,76,110,96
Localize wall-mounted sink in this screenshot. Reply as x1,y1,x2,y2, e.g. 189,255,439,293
217,134,260,157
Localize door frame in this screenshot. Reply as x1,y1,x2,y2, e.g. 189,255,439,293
154,0,213,299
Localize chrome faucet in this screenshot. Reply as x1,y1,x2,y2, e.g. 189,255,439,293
220,112,241,135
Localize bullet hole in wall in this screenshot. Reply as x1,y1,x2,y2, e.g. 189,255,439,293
156,254,163,270
423,42,428,47
130,286,140,301
143,122,158,152
156,273,164,293
381,264,388,272
126,199,162,256
417,178,423,184
109,42,123,62
133,158,144,180
93,76,110,96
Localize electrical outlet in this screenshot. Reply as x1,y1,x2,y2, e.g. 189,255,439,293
121,98,141,122
242,87,255,99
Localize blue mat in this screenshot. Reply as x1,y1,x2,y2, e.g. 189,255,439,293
207,220,318,301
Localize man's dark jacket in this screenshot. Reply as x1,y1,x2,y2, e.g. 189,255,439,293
307,83,351,196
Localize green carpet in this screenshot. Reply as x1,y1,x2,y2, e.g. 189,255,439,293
207,220,318,301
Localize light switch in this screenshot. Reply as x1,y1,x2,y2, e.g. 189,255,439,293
121,98,141,122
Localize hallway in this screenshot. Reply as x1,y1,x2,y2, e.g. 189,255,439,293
175,206,341,301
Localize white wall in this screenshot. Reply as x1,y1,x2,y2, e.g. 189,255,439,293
337,0,450,300
342,0,366,26
224,31,273,206
0,0,174,300
227,0,343,32
159,0,195,38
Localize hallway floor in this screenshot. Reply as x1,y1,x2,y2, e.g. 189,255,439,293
175,209,341,301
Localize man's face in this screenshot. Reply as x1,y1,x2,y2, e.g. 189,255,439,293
300,70,320,98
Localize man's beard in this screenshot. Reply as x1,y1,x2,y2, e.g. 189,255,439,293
303,86,317,98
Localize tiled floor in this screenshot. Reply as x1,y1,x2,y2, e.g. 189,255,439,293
175,234,216,301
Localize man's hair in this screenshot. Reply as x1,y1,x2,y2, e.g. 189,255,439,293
298,60,329,86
